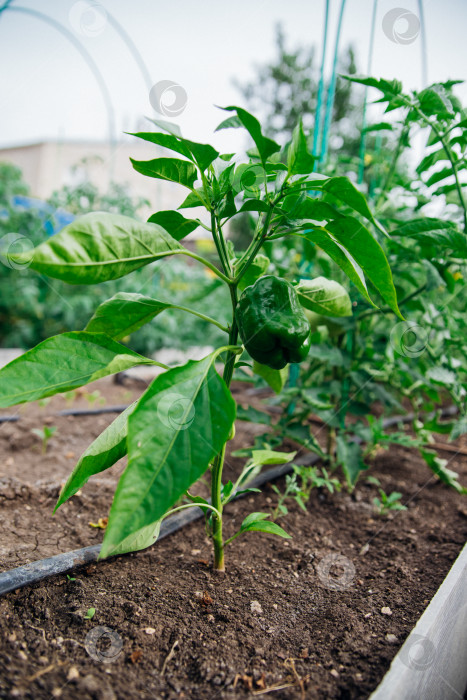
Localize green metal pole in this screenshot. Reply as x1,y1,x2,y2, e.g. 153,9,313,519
358,0,378,184
320,0,347,165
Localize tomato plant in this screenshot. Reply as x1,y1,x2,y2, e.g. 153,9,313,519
0,107,400,570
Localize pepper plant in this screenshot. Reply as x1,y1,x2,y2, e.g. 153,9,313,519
0,107,401,570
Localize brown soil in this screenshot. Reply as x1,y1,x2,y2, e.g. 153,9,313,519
0,378,466,699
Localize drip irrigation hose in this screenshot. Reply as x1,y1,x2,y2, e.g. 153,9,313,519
0,406,459,596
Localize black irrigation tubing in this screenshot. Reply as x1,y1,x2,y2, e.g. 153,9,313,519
0,405,459,596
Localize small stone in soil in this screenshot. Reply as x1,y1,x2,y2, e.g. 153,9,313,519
386,634,398,643
144,627,156,635
330,669,339,678
381,607,392,616
250,601,263,614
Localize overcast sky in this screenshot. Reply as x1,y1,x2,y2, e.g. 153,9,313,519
1,0,466,154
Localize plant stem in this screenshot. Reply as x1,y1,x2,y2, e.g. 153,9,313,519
171,304,229,333
173,250,231,284
210,284,239,572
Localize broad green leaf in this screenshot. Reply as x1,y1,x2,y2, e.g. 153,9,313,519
55,403,136,510
215,114,242,131
106,519,162,556
178,188,206,209
418,85,454,118
13,212,183,284
237,199,270,214
147,211,200,240
239,512,291,538
295,277,351,317
325,217,403,318
252,360,289,394
0,332,159,408
100,353,236,558
237,254,270,292
287,120,315,175
336,437,367,487
130,131,191,159
425,167,455,188
220,106,281,162
85,292,172,339
279,195,341,222
320,177,377,226
131,157,197,188
130,132,218,171
301,228,372,304
393,219,466,257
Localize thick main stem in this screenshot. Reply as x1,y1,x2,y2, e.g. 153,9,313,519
211,285,239,571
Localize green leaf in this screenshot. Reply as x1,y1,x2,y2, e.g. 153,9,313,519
342,75,402,97
287,120,315,175
239,512,291,539
418,85,454,118
85,292,172,340
301,228,372,305
147,210,199,240
15,213,183,284
419,448,466,494
0,332,158,408
178,188,206,209
295,277,351,317
55,403,136,510
252,360,289,394
130,132,218,171
106,519,162,556
236,405,271,425
279,195,341,222
450,416,467,441
237,199,270,214
320,177,377,226
220,106,281,162
131,157,197,188
336,437,367,487
100,353,236,558
325,217,403,318
237,254,270,292
146,117,182,137
363,122,393,133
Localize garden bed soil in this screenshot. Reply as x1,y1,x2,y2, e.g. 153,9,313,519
0,377,466,699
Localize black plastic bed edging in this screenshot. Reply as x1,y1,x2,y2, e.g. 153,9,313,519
0,405,459,596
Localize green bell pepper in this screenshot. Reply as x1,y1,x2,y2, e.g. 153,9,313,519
236,275,311,370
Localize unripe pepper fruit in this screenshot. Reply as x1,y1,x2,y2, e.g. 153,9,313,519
236,275,311,370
